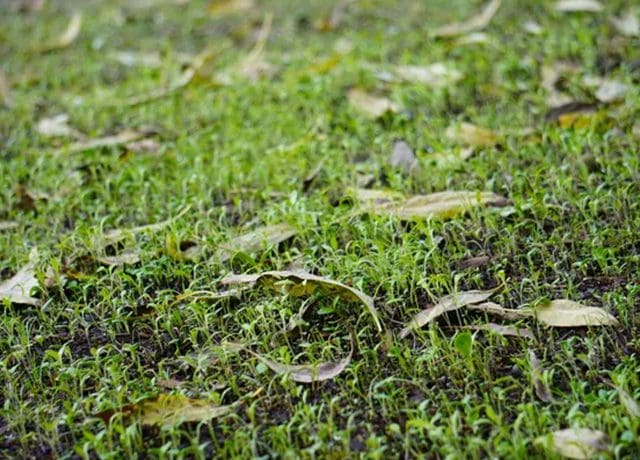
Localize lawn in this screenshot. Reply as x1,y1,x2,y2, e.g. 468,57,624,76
1,0,639,458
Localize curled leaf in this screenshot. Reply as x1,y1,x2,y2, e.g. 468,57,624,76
0,248,40,306
347,88,399,119
221,270,381,332
554,0,603,12
432,0,502,38
529,349,554,403
538,428,610,459
216,224,297,262
535,299,619,327
400,289,497,338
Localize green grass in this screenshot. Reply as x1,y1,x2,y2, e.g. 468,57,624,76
1,0,639,458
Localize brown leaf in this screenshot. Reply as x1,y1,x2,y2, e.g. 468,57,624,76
535,299,619,327
37,12,82,53
216,224,297,262
554,0,603,13
529,349,554,403
459,255,490,270
432,0,502,38
467,322,534,340
611,10,639,36
97,394,233,427
400,289,497,338
96,251,141,267
539,428,610,459
221,270,381,332
445,122,500,148
347,88,399,119
545,102,597,124
0,248,40,306
389,140,418,175
53,129,146,155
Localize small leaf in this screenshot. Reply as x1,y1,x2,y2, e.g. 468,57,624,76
466,322,534,340
400,289,497,338
432,0,502,38
611,10,639,36
216,224,297,262
613,385,640,418
529,349,554,403
38,12,82,52
445,122,500,148
97,394,233,428
539,428,610,459
0,248,40,306
221,270,381,332
535,299,619,327
392,63,462,87
389,140,418,176
554,0,603,12
96,251,141,267
347,88,399,119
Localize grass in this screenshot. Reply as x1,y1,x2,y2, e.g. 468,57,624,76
1,0,639,457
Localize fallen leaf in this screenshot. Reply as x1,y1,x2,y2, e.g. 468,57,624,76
221,270,381,332
539,428,610,459
110,50,162,68
389,140,418,175
467,322,534,340
156,377,186,390
594,80,629,103
125,138,161,155
36,114,80,138
359,190,509,221
208,0,254,15
393,63,462,87
96,251,141,267
432,0,502,38
0,69,13,108
459,254,491,270
347,88,399,119
467,301,535,321
97,394,233,427
38,12,82,53
554,0,603,13
216,224,297,262
400,289,497,338
348,188,404,207
535,299,619,327
0,248,40,306
103,206,191,244
611,10,639,36
523,20,543,35
545,101,597,124
445,122,500,148
454,32,491,45
529,349,554,403
236,14,275,82
227,337,354,383
52,129,146,155
0,221,19,231
314,0,352,31
613,385,640,418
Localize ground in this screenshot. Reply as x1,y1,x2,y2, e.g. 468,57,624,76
1,0,639,458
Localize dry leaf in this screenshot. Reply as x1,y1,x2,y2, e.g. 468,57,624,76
96,251,141,267
0,248,40,306
97,394,233,427
314,0,352,31
358,190,509,221
0,221,19,231
36,114,80,138
221,270,381,332
347,88,399,119
614,385,640,418
38,12,82,52
454,32,490,45
535,299,619,327
445,122,500,148
432,0,502,38
0,69,13,108
217,224,297,262
554,0,603,13
545,102,597,124
611,11,639,36
53,130,146,155
467,301,534,321
103,206,191,244
400,289,497,338
110,51,162,68
237,14,275,82
125,138,161,154
393,63,462,87
523,20,543,35
529,349,554,403
389,140,418,175
208,0,254,15
539,428,610,459
467,323,534,340
594,80,629,103
227,337,354,383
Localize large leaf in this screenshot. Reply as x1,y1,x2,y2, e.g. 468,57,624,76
221,270,381,332
356,190,509,221
432,0,502,37
97,394,233,428
539,428,610,459
534,299,619,327
216,224,297,262
0,248,40,306
400,289,497,338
